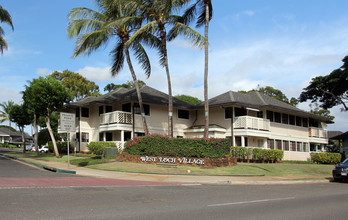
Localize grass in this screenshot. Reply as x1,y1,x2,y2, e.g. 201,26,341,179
2,151,333,178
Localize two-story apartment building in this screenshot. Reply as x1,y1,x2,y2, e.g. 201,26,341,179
61,86,332,161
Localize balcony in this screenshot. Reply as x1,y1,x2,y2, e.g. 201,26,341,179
309,127,328,138
234,116,270,131
100,111,133,125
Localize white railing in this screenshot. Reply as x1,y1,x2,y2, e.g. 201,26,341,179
234,116,270,131
309,127,328,138
111,141,125,151
100,111,132,125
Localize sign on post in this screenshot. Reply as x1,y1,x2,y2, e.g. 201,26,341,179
60,112,76,132
60,112,76,168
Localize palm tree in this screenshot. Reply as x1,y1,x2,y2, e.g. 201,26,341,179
67,0,154,135
183,0,213,138
0,5,14,54
0,100,14,123
127,0,205,138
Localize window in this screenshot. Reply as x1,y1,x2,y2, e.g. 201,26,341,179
275,140,282,150
122,103,131,112
82,132,89,142
283,140,289,151
267,111,274,122
289,115,295,125
105,105,112,113
81,107,89,118
99,106,104,116
290,141,296,151
296,142,302,152
303,143,309,152
135,132,145,137
257,111,263,118
99,132,103,141
309,118,319,127
178,109,190,119
235,107,247,117
282,113,289,124
75,108,80,117
296,116,302,127
274,112,281,123
133,103,150,116
106,132,113,141
235,136,241,146
302,118,308,127
225,107,233,119
267,139,274,149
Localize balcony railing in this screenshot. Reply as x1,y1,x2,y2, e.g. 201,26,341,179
309,127,328,138
100,111,132,125
234,116,270,131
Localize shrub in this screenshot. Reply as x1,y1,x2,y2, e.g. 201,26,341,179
48,141,74,154
125,134,230,158
230,146,283,162
310,152,341,164
87,141,116,158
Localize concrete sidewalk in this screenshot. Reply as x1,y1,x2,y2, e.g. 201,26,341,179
3,152,331,185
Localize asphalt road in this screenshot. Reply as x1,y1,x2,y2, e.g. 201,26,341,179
1,150,348,220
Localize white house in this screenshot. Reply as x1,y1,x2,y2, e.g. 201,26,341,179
60,86,332,161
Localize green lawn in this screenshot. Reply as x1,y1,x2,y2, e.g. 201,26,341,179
3,151,334,178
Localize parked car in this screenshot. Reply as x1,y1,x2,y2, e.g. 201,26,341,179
332,158,348,181
39,146,49,153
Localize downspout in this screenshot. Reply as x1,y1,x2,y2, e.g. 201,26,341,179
191,110,198,127
132,103,135,138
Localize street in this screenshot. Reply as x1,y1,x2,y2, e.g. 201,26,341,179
1,151,348,220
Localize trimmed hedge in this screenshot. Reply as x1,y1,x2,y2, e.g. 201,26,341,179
231,146,284,162
310,152,341,164
48,141,73,154
124,134,230,158
87,141,117,158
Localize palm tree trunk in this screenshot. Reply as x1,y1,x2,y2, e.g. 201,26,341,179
46,109,59,158
160,29,173,138
203,1,210,138
124,47,149,136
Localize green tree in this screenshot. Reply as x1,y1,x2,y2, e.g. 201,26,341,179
8,104,33,152
104,80,146,92
128,0,205,137
239,86,298,106
184,0,213,137
299,56,348,111
175,94,202,105
68,0,154,135
0,5,14,54
23,76,72,157
309,103,335,121
50,70,100,101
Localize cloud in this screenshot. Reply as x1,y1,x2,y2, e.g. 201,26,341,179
36,68,53,76
76,66,114,82
0,87,22,104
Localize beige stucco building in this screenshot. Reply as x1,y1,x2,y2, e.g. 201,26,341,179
60,86,332,161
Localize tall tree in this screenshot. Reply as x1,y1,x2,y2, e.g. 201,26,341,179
8,104,33,153
0,5,14,54
128,0,205,137
184,0,212,137
299,56,348,112
50,70,100,101
104,80,146,92
68,0,154,135
175,94,202,105
23,76,72,157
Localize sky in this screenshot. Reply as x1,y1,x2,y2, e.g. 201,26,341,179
0,0,347,132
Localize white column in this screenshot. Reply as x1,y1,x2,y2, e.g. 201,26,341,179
241,136,245,147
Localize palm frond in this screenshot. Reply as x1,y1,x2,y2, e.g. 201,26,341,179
167,22,205,48
131,43,151,78
73,29,111,57
110,41,125,76
126,20,158,48
196,1,213,28
0,6,14,30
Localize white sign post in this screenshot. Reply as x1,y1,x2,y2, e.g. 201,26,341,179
60,112,76,168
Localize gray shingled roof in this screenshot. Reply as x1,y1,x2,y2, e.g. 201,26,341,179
196,91,333,123
68,86,192,109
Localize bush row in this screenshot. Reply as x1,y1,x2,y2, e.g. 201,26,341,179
230,146,284,162
310,152,341,164
87,141,117,158
124,134,230,158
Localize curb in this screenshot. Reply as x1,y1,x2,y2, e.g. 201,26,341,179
0,153,76,175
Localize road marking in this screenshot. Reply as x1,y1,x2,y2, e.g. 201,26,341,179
208,197,295,207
